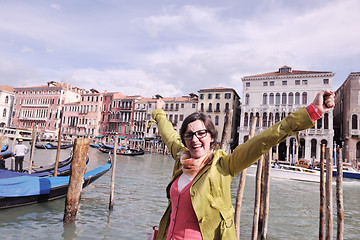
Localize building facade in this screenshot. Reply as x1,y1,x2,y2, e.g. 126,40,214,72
12,82,84,137
239,66,334,163
0,86,15,127
198,87,240,149
334,72,360,163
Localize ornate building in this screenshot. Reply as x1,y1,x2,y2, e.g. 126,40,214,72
334,72,360,163
239,66,334,163
0,85,15,127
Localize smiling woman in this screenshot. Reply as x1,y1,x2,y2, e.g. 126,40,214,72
151,90,334,240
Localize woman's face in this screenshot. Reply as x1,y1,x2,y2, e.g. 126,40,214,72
184,120,214,159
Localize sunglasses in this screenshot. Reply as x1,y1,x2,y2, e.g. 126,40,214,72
183,129,208,140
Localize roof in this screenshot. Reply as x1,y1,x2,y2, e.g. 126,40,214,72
0,85,15,92
243,66,333,79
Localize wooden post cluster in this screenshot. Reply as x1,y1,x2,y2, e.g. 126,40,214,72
234,117,257,240
63,138,90,223
325,147,333,239
319,144,325,240
28,124,36,174
336,147,344,240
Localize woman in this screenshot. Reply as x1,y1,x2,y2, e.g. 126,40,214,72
152,90,335,240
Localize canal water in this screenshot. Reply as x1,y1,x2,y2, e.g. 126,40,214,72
0,143,359,239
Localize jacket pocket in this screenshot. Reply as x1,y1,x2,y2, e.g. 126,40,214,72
219,207,236,239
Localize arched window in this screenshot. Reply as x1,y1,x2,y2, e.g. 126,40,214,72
225,103,229,111
262,113,267,128
282,93,287,104
302,92,307,104
215,115,219,126
263,93,267,105
245,94,250,105
3,109,6,117
244,113,248,127
295,92,300,104
200,103,204,112
275,113,280,123
317,118,322,129
215,103,220,112
208,103,212,112
269,93,274,104
5,96,9,104
268,113,273,126
352,114,358,129
311,139,317,158
288,92,294,104
256,112,260,127
324,113,329,129
275,93,280,104
357,142,360,160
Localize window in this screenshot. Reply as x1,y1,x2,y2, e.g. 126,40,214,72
215,116,219,126
244,113,248,127
245,82,250,87
295,80,300,85
324,113,329,129
288,92,294,104
282,81,287,86
270,81,274,86
207,103,212,112
200,94,204,99
245,94,250,105
282,93,287,104
3,108,6,117
200,103,204,112
215,93,220,99
208,94,212,99
180,115,184,121
352,114,358,129
295,92,300,104
302,92,307,104
302,80,308,85
225,93,231,99
5,96,9,103
263,82,268,86
275,93,280,105
263,93,267,105
269,93,274,104
192,103,196,108
215,103,220,112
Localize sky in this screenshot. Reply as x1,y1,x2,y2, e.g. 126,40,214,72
0,0,359,99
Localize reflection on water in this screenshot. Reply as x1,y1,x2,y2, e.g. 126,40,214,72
0,145,359,239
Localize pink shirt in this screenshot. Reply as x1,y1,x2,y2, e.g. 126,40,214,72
167,176,202,240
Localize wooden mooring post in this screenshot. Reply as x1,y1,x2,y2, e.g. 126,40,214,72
220,109,233,153
54,109,63,177
28,124,37,174
63,138,90,224
336,147,344,240
260,150,271,240
251,154,264,240
234,117,257,240
325,147,333,240
319,144,325,240
109,135,118,210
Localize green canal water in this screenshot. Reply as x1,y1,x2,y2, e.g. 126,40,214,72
0,143,359,239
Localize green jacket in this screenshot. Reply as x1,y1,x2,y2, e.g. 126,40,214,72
152,107,314,240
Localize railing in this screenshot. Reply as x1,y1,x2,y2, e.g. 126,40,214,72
21,104,50,108
20,117,47,121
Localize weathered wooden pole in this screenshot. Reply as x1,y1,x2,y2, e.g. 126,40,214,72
235,117,257,240
54,109,63,177
63,138,90,223
0,125,5,149
319,144,325,240
325,147,333,240
260,150,272,240
336,147,344,240
28,123,37,174
220,109,233,153
109,134,118,210
251,154,264,240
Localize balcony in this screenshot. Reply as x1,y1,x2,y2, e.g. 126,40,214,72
77,124,87,128
21,104,50,108
20,117,47,121
350,129,360,136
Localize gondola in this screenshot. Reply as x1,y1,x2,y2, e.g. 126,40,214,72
0,159,112,209
35,143,73,149
118,148,145,156
98,144,124,154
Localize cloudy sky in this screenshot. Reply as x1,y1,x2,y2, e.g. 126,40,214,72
0,0,359,98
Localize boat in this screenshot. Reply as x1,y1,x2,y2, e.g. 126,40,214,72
0,159,112,209
35,143,73,149
98,144,124,154
0,155,89,178
247,164,320,183
333,164,360,180
90,143,103,149
1,145,9,152
117,148,145,156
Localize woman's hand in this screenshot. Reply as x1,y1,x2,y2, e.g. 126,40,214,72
156,98,165,109
311,89,335,115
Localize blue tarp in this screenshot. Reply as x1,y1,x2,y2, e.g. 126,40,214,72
0,162,111,197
